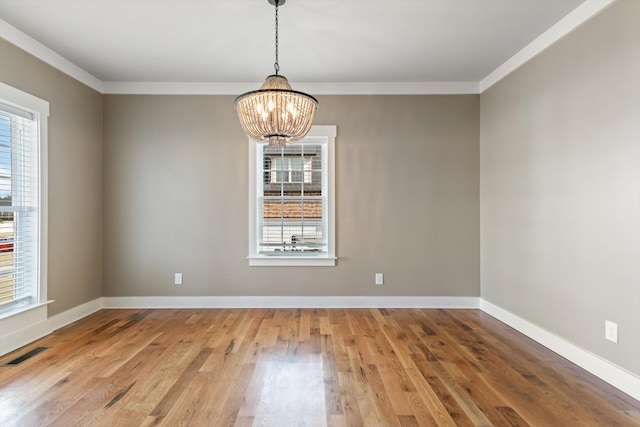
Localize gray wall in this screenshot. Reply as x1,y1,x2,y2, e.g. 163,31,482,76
0,39,103,316
102,95,480,297
480,0,640,375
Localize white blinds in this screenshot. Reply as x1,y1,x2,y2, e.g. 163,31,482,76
0,101,39,311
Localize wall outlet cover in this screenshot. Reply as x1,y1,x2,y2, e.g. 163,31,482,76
174,273,183,285
605,320,618,344
375,273,384,285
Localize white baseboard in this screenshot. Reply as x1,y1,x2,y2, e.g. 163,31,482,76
0,303,52,357
48,297,103,331
480,299,640,401
101,296,480,309
1,298,103,357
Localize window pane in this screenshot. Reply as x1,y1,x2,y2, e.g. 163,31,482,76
0,114,11,207
0,102,38,312
263,157,271,184
304,158,312,184
271,157,292,183
0,114,13,304
259,222,325,253
251,126,335,264
290,158,303,183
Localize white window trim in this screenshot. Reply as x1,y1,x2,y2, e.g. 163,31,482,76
0,82,51,323
248,125,336,267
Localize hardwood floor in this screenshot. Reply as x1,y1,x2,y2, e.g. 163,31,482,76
1,308,639,426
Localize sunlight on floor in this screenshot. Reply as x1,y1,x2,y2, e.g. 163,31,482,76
253,356,327,427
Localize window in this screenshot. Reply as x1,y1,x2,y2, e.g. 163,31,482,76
0,83,48,318
249,125,336,266
270,157,312,184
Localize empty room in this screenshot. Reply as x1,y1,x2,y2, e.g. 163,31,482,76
0,0,639,425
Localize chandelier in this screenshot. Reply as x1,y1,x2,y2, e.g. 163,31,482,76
235,0,318,147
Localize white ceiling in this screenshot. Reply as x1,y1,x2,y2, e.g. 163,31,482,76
0,0,591,87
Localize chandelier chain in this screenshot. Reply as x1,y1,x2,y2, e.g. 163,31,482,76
235,0,318,147
274,0,280,75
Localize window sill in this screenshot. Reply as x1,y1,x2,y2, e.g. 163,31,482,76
247,256,337,267
0,300,54,321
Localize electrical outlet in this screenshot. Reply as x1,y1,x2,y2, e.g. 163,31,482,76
605,320,618,343
375,273,384,285
174,273,183,285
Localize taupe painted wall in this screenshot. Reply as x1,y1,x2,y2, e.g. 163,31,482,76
102,95,480,297
1,0,635,384
480,0,640,375
0,39,103,316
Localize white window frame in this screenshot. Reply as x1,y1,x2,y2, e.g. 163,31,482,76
248,125,336,267
0,82,50,355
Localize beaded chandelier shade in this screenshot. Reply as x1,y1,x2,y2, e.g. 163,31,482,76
235,0,318,147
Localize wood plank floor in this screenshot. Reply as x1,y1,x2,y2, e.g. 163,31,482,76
1,308,639,426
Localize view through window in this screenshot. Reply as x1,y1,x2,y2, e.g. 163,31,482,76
260,143,325,254
0,97,40,314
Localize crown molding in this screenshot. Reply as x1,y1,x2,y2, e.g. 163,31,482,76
101,81,479,95
0,19,104,93
479,0,616,93
1,0,615,96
